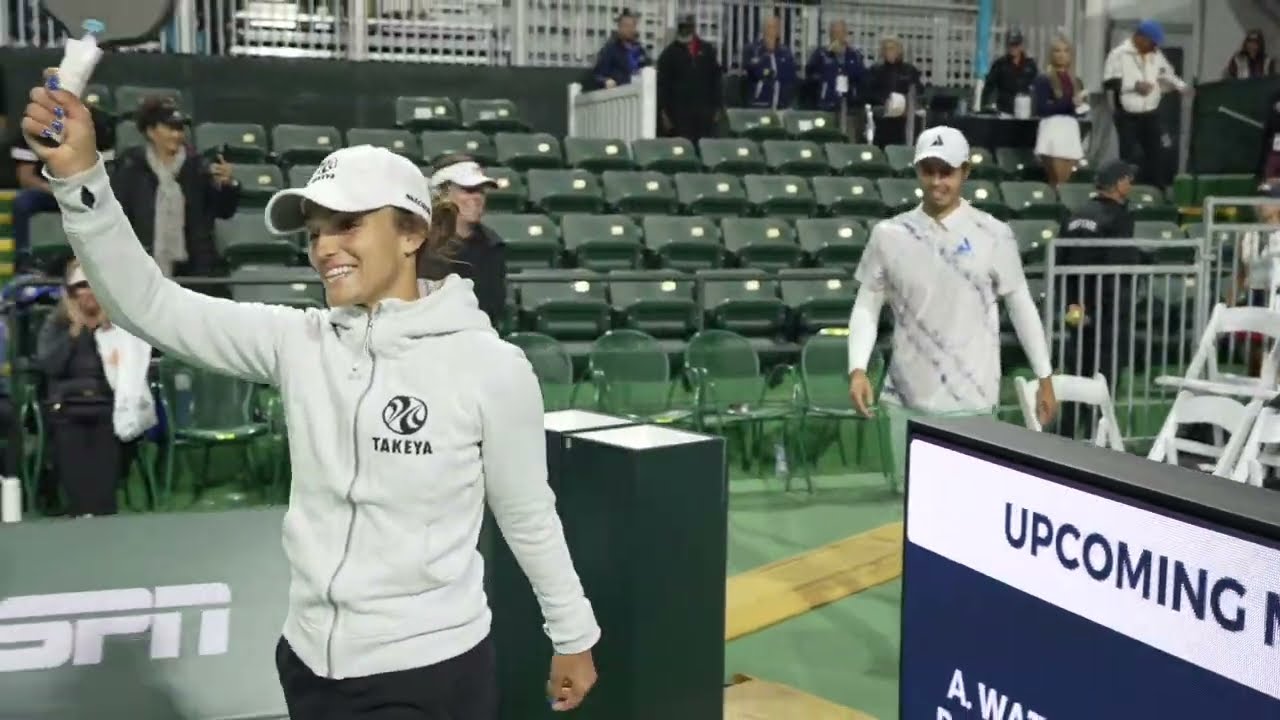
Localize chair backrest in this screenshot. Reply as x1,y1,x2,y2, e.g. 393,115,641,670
157,357,255,432
683,329,763,408
587,329,671,416
506,332,574,410
1230,406,1280,486
1016,373,1125,451
1146,391,1262,477
1186,304,1280,389
799,333,883,411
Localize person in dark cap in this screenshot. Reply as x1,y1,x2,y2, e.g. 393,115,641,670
591,8,651,90
1225,29,1277,79
980,29,1039,114
109,96,240,277
1055,158,1140,436
656,14,723,143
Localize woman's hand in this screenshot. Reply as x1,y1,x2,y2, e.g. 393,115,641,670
21,68,99,179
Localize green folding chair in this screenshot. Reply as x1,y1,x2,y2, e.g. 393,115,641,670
505,332,576,410
587,329,692,423
673,173,750,218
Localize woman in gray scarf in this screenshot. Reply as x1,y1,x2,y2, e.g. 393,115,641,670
110,96,240,277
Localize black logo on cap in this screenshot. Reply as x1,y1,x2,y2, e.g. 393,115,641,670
405,193,431,214
382,395,428,435
931,135,945,146
310,158,338,185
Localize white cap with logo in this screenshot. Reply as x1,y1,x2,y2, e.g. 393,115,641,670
264,145,433,236
912,126,971,169
429,160,498,193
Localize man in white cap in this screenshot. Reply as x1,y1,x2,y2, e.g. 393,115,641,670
422,153,506,328
847,125,1057,488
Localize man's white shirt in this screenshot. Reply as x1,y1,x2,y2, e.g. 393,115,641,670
854,200,1026,413
1103,38,1187,114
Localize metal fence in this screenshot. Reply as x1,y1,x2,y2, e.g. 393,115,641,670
0,0,1065,86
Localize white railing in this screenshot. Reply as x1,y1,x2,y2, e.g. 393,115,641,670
568,66,657,141
0,0,1067,89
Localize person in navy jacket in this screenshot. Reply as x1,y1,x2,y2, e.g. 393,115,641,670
1031,37,1087,187
742,15,796,109
591,8,651,89
804,19,867,113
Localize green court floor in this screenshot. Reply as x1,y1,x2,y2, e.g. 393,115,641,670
725,471,903,720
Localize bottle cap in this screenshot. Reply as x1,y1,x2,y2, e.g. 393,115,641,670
82,19,105,36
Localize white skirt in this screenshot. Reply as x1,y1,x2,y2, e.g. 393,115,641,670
1034,114,1084,161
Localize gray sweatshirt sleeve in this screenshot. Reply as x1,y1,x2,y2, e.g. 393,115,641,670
46,157,300,386
480,348,601,655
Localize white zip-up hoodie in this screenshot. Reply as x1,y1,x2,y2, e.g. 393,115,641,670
1103,38,1187,114
49,157,601,679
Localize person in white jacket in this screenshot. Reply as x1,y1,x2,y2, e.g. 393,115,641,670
21,70,599,719
1102,19,1193,188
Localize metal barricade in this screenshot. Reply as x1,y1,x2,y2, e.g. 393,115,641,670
1201,197,1280,381
567,66,658,141
1043,237,1207,447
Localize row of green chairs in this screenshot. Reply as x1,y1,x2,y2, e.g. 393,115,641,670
509,327,890,492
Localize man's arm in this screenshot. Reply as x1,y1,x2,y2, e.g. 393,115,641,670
481,347,601,655
980,59,1001,108
849,222,891,372
993,224,1053,378
49,157,301,386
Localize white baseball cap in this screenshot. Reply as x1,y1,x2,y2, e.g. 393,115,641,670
429,160,498,191
265,145,432,236
913,126,971,168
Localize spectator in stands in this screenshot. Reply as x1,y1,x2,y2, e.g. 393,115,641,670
980,30,1039,115
865,35,923,148
35,259,132,517
846,126,1056,489
422,154,506,329
10,106,114,273
591,8,651,90
656,14,723,142
1103,20,1191,189
1032,36,1087,187
742,14,796,110
110,97,240,277
1255,87,1280,189
1229,187,1280,378
803,20,867,117
1056,159,1140,436
1224,29,1277,79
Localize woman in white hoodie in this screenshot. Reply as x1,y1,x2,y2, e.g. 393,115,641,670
22,71,599,718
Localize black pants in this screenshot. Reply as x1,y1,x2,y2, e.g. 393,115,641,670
50,410,122,516
276,636,499,720
1114,109,1166,187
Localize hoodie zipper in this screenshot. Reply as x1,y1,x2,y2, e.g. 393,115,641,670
323,308,379,677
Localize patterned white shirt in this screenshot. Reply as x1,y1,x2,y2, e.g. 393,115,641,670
855,200,1028,412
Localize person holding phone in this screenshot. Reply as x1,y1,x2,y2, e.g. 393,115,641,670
109,95,239,277
22,71,599,717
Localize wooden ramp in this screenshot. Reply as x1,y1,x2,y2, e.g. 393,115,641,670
725,674,878,720
726,521,904,641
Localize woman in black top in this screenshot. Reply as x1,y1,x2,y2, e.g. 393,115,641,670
35,259,128,516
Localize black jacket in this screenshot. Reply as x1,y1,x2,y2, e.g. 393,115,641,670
864,60,923,107
592,34,652,89
656,37,723,140
420,223,506,329
109,145,241,275
1058,195,1139,320
35,313,111,405
1257,89,1280,181
980,54,1039,113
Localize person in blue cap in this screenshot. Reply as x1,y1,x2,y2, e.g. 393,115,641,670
1103,19,1191,189
742,14,796,110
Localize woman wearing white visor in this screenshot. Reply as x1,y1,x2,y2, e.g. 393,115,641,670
421,154,506,328
21,72,599,719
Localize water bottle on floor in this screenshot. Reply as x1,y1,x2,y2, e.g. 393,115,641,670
1,476,22,522
773,442,789,480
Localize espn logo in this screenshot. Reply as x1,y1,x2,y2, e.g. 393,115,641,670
0,583,231,673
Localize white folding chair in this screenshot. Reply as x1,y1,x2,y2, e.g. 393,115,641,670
1016,373,1125,451
1230,406,1280,487
1155,303,1280,401
1147,391,1263,477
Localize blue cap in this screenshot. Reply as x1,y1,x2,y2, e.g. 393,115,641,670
1135,19,1164,46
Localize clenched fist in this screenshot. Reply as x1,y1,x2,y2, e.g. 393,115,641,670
21,68,100,179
